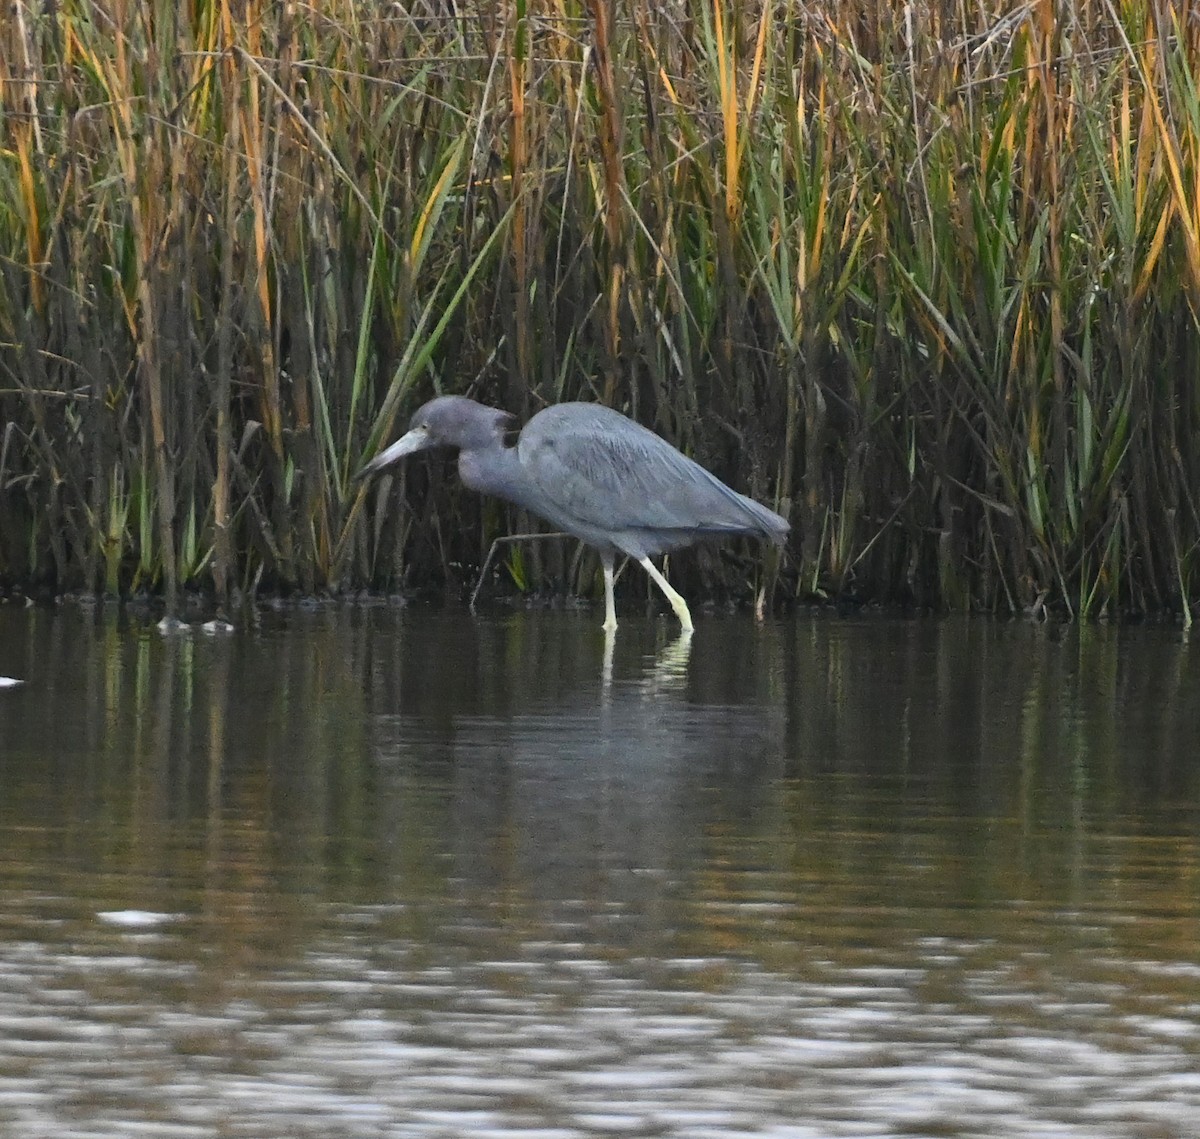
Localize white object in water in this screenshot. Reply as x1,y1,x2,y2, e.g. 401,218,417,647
0,676,22,689
97,910,180,929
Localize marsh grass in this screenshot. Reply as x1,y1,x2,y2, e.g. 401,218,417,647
2,0,1200,618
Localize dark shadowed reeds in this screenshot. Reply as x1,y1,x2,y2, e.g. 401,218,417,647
2,0,1200,620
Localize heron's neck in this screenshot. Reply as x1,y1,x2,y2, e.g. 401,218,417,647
459,443,538,511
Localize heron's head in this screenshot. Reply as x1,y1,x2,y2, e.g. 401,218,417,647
357,396,516,479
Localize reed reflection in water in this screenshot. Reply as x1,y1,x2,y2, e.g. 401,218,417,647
0,605,1197,1138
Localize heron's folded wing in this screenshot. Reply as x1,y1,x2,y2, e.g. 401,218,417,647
518,406,775,536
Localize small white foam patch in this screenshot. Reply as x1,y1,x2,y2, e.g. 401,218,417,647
97,910,181,929
0,677,23,689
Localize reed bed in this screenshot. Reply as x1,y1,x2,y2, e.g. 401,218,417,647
2,0,1199,619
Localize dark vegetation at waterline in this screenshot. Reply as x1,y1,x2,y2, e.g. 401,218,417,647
2,1,1200,620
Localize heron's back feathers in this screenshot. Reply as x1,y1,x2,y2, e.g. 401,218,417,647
517,403,789,558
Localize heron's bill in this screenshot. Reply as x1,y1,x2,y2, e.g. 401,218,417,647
356,425,433,480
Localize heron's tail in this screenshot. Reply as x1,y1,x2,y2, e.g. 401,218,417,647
732,491,790,545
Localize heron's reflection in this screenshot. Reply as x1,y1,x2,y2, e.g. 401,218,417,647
652,628,693,678
601,625,692,694
371,618,783,912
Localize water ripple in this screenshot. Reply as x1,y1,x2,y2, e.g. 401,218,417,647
0,922,1198,1139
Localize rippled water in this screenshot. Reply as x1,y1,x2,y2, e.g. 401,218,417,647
0,605,1198,1138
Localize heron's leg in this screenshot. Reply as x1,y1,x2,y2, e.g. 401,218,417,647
601,556,618,633
470,532,567,613
637,556,695,633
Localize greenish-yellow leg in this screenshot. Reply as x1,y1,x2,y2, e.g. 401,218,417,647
638,556,695,633
602,561,618,632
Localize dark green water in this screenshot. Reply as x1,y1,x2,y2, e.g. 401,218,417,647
0,605,1198,1138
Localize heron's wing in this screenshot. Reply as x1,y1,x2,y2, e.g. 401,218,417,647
518,404,784,543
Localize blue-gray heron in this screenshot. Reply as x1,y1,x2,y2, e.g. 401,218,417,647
360,396,789,632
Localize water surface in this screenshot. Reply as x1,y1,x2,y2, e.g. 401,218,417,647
0,605,1198,1138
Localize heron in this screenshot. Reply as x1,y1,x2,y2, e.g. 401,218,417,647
358,395,789,632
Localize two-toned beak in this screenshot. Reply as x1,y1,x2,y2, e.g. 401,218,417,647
356,425,433,480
